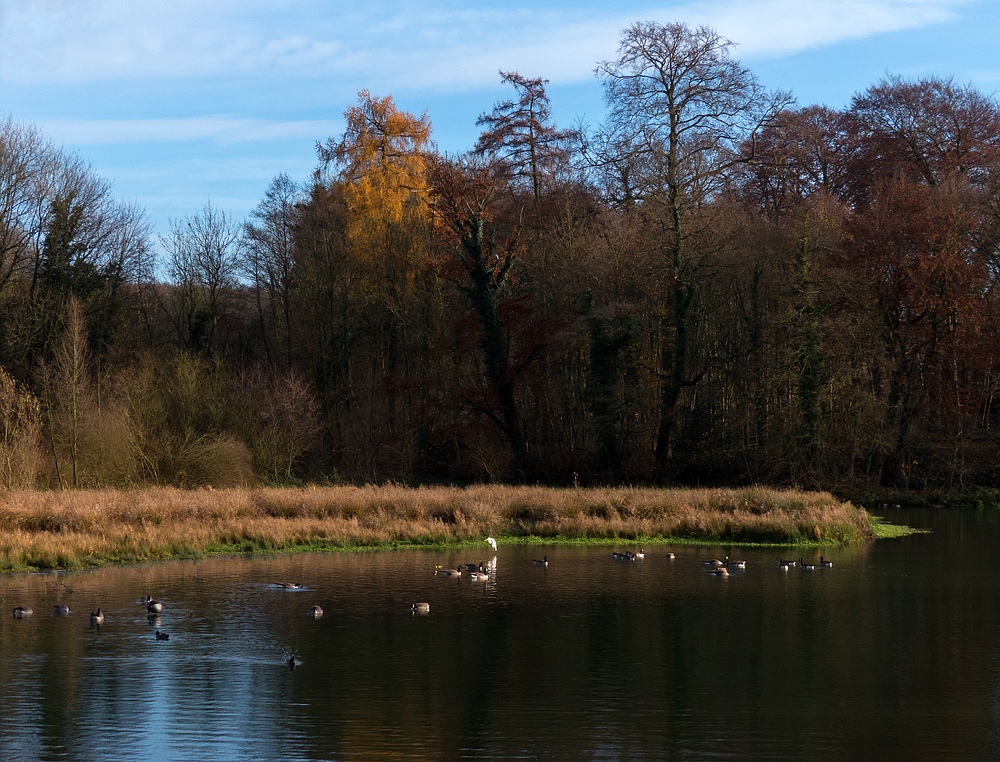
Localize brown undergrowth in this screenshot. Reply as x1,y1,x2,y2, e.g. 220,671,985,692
0,485,874,572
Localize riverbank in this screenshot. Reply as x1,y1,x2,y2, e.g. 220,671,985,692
0,485,883,573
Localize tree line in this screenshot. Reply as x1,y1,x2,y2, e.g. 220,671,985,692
2,20,1000,491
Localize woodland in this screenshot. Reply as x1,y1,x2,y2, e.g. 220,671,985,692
0,21,998,493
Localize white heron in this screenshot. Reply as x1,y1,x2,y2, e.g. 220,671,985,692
486,537,497,552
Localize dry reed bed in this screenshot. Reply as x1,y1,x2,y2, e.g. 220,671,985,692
0,485,873,572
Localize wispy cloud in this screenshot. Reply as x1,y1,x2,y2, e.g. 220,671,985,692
35,116,340,146
0,0,976,92
709,0,972,59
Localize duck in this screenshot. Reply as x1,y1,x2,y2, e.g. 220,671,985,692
726,558,747,569
799,558,816,571
274,582,304,590
634,549,646,560
286,655,298,671
146,599,163,614
820,556,834,568
12,606,33,618
486,537,498,552
155,630,170,640
461,563,483,572
90,608,104,624
411,602,431,614
53,604,70,616
777,557,791,571
667,552,676,559
309,605,324,618
532,556,549,567
468,564,490,581
436,566,462,577
707,567,730,576
612,551,630,560
703,558,725,568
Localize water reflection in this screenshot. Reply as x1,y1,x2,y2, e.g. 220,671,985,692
0,517,998,760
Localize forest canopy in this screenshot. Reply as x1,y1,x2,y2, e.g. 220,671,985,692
2,21,1000,492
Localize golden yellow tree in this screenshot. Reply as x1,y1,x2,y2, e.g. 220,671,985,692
315,92,436,466
317,91,433,267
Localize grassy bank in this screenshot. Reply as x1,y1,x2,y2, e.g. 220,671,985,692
0,485,879,573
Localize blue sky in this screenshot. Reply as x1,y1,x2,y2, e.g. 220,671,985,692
1,0,997,247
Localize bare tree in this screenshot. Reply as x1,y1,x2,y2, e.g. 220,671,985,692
160,201,243,354
0,117,59,296
595,21,791,476
243,173,302,368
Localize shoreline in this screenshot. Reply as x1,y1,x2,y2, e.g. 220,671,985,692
0,485,902,573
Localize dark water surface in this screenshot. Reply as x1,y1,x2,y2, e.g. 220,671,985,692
1,509,998,761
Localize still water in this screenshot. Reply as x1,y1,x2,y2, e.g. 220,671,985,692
0,509,998,761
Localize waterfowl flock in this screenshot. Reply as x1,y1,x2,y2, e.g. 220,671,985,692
7,583,332,670
7,535,836,675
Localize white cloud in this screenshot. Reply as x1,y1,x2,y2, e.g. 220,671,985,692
708,0,972,59
0,0,977,92
34,116,340,146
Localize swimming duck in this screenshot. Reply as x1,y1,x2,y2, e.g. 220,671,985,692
286,655,298,671
53,604,70,616
12,606,33,618
820,556,834,568
667,552,676,559
275,582,304,590
146,599,163,614
704,558,726,568
634,549,646,559
799,558,816,571
612,551,629,560
90,608,104,624
155,630,170,640
707,567,730,576
411,602,430,614
533,556,549,567
309,605,324,618
726,558,747,569
436,566,462,577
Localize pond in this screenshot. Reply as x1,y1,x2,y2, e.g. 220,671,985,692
0,508,998,761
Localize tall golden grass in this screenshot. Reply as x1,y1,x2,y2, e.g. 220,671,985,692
0,485,874,572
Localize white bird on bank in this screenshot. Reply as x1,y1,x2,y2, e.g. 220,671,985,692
486,537,497,552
